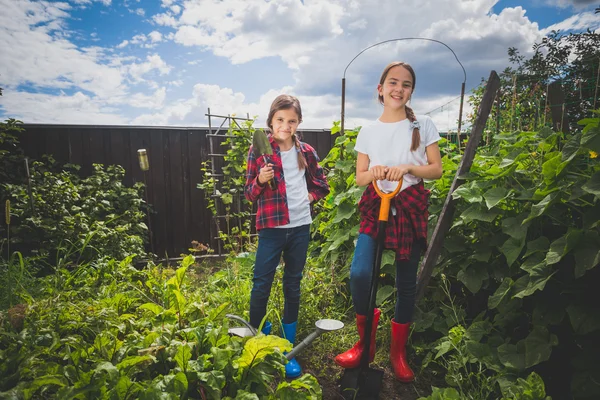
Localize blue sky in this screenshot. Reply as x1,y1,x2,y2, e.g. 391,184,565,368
1,0,599,130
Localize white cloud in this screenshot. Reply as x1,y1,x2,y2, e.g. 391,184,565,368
170,0,344,66
127,87,167,109
541,11,600,34
544,0,598,10
1,90,127,124
116,39,129,48
71,0,112,6
170,5,182,14
148,31,163,43
126,54,172,83
131,8,145,17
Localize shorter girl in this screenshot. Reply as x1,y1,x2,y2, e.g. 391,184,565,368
244,94,330,378
335,62,442,382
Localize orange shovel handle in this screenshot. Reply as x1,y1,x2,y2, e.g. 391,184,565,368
373,179,403,222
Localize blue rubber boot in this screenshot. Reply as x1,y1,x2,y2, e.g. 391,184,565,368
281,321,302,378
261,321,272,335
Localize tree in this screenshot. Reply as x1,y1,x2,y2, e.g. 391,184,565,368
469,30,600,134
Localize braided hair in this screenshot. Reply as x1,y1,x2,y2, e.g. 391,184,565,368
378,62,420,151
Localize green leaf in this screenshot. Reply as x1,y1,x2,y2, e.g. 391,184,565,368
417,387,460,400
580,124,600,152
233,390,260,399
94,361,119,383
567,303,600,335
116,355,153,374
222,193,233,204
524,326,558,368
174,344,192,372
457,265,488,294
498,341,526,370
170,372,188,396
237,335,292,369
514,255,556,298
562,132,581,161
461,205,499,223
574,231,600,278
502,214,529,240
524,193,557,223
376,285,395,305
524,236,550,258
452,184,482,203
488,278,513,309
332,202,356,223
139,303,164,316
545,229,582,265
541,154,562,184
501,237,525,267
582,172,600,198
583,204,600,230
483,187,509,209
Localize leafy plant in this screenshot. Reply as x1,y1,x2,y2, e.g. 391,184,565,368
198,119,256,255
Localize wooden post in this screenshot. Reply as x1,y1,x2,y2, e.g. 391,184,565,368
341,78,346,136
416,70,501,301
457,82,466,152
547,81,570,135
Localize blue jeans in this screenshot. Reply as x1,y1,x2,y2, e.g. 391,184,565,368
249,224,311,328
350,233,422,323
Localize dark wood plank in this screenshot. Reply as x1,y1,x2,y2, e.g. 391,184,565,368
109,128,128,177
147,130,167,257
88,127,104,167
168,130,185,256
180,130,192,255
416,70,501,301
187,129,209,248
67,128,84,169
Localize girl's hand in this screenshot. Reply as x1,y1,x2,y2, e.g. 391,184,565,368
386,165,411,181
308,193,314,203
370,165,387,181
258,163,274,185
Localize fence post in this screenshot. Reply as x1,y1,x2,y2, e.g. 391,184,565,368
547,81,570,135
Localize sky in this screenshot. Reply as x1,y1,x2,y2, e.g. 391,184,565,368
0,0,599,131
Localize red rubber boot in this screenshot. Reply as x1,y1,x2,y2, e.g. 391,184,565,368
390,319,414,382
334,308,381,368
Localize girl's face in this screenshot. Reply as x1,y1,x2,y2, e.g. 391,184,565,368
271,108,300,144
377,65,414,110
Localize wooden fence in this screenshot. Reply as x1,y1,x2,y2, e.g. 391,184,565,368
18,124,335,258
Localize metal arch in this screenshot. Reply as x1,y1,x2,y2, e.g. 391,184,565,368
341,37,468,144
343,37,466,83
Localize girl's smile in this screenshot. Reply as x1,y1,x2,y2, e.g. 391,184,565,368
271,108,301,150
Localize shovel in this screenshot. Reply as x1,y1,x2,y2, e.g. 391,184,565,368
339,179,403,400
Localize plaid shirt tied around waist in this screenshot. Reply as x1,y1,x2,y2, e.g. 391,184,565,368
358,181,430,260
244,135,329,230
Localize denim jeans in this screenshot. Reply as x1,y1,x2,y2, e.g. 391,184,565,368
350,233,422,323
249,224,311,328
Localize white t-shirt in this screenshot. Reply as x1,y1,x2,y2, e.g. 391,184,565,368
354,115,441,192
276,147,312,228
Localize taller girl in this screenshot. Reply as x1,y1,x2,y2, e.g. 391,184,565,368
244,94,329,378
334,62,442,382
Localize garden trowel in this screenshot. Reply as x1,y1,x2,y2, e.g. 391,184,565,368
252,129,276,190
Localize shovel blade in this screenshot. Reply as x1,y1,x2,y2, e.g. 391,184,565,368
339,367,383,400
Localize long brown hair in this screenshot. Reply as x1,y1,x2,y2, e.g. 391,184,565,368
266,94,307,169
378,62,420,151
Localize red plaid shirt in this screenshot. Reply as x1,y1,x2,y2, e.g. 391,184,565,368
245,135,330,230
358,182,429,260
